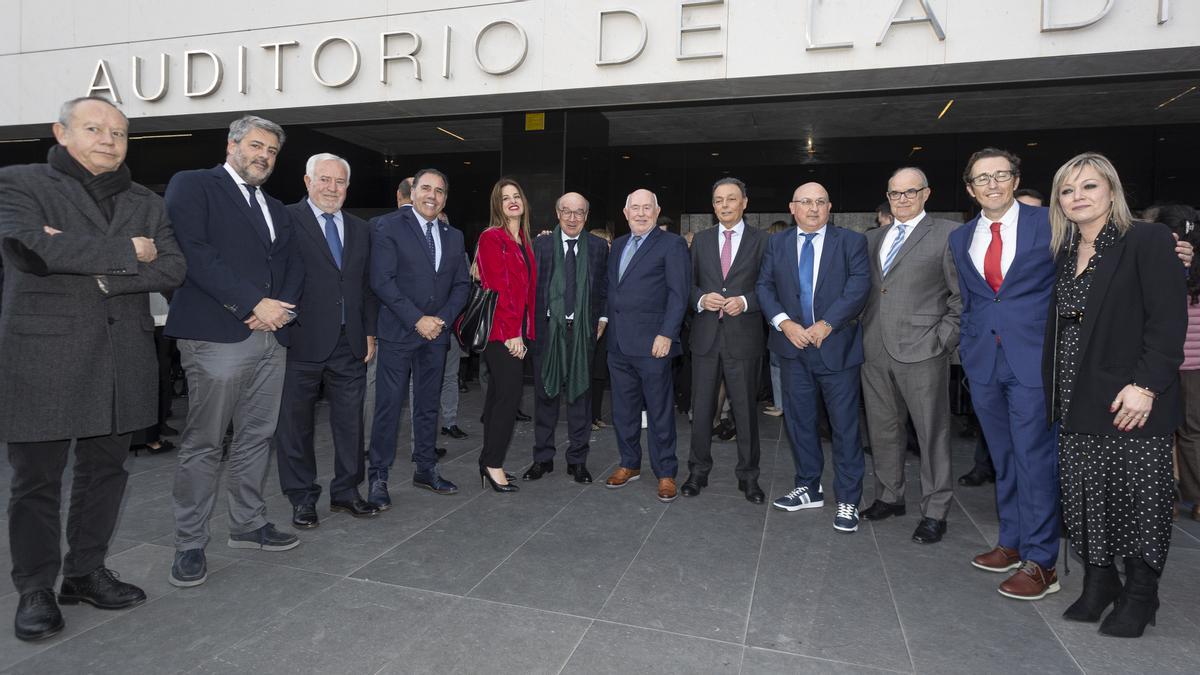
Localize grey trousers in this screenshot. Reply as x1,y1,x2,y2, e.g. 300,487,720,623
861,351,954,520
173,332,286,550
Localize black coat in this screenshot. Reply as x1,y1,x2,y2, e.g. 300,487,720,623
531,231,608,356
688,223,767,358
1041,221,1187,436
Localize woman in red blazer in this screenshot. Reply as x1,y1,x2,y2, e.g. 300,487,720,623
475,178,537,491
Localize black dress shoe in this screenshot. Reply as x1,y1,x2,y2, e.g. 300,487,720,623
441,425,468,439
160,422,180,437
58,568,146,610
738,479,765,504
567,463,592,483
522,460,554,480
912,517,947,544
860,499,906,521
435,447,448,458
957,468,996,487
680,474,708,497
14,589,63,642
330,497,380,518
515,409,532,422
292,503,319,529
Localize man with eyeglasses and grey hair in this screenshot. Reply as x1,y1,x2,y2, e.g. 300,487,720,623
164,114,306,588
859,168,961,542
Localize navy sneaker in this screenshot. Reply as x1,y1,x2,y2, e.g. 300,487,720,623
833,502,860,533
367,479,391,511
169,549,208,588
413,467,458,494
772,486,824,512
227,523,300,551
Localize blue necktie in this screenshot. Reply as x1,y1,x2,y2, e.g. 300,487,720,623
881,222,908,275
798,232,817,327
618,235,642,280
244,184,272,244
424,220,437,270
322,213,342,269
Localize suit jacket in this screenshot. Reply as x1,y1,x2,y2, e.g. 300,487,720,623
531,230,608,356
606,227,691,358
1040,221,1186,436
163,165,305,344
371,205,470,347
285,200,379,362
475,226,537,342
757,225,870,371
863,214,962,363
949,202,1055,388
689,223,767,358
0,163,186,442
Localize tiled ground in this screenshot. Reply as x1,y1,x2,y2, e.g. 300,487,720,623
2,386,1198,674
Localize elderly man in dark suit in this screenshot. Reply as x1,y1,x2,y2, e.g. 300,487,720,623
0,96,186,641
367,168,470,507
523,192,608,484
164,115,305,588
758,182,871,532
860,167,961,545
682,177,769,504
273,153,380,529
604,189,692,502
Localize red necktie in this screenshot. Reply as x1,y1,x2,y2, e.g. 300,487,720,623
984,222,1003,293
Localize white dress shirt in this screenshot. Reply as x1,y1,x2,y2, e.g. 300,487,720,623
307,199,343,244
223,162,275,241
414,211,443,271
969,200,1019,279
877,210,926,270
697,220,750,313
772,224,828,330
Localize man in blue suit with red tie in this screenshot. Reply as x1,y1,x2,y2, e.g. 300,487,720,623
603,188,691,503
367,168,470,508
757,182,871,533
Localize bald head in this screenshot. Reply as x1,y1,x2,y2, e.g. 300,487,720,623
556,191,590,236
789,182,832,232
624,188,661,236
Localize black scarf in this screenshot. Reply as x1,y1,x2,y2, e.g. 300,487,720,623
47,145,132,222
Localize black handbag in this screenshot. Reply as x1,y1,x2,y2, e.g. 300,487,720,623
453,244,498,353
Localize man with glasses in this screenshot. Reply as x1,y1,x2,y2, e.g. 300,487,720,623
523,192,608,483
757,183,870,531
860,168,961,542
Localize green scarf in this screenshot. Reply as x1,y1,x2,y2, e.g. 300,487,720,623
541,226,592,402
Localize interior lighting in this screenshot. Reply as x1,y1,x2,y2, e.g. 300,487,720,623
436,126,466,141
1157,86,1197,109
129,133,193,140
937,99,955,119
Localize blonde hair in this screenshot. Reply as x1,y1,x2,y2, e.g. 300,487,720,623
1049,152,1133,253
488,178,531,246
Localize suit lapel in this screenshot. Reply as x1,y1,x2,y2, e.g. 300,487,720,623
1001,207,1039,290
618,229,658,285
410,214,437,270
106,190,137,236
1076,237,1125,362
46,173,109,233
723,225,757,280
886,217,931,273
813,226,839,298
957,216,991,293
212,168,271,249
299,204,338,269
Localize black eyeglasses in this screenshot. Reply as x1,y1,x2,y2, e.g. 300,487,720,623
885,187,928,201
965,171,1018,187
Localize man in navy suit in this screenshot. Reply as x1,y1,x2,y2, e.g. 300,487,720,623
603,189,691,503
273,153,380,530
757,182,870,532
165,115,305,588
367,168,470,507
524,192,608,484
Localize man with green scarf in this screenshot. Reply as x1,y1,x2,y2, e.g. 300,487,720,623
524,192,609,483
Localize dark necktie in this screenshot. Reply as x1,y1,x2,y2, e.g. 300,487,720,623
424,220,437,270
322,213,342,269
798,232,817,327
243,184,272,244
564,239,578,318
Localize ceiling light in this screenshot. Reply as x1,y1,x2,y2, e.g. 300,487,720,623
436,126,466,141
711,152,720,157
1157,85,1197,109
129,133,193,140
1026,141,1039,147
463,160,472,165
937,99,954,119
0,138,41,144
621,154,631,160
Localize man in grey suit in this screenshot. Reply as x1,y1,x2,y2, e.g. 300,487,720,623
0,97,186,640
681,177,769,503
859,167,962,544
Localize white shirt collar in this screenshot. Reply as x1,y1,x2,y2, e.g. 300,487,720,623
719,219,745,236
306,198,339,222
222,162,252,190
896,211,926,228
978,200,1020,229
798,224,828,238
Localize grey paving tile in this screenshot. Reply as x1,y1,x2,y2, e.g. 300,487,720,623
598,493,764,641
562,620,741,675
378,597,592,675
469,485,665,616
741,646,910,674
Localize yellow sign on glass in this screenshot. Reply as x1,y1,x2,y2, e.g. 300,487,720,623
525,112,545,131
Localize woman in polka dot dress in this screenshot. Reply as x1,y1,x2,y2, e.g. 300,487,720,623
1043,153,1187,638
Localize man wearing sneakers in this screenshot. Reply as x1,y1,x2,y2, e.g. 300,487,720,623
757,182,871,531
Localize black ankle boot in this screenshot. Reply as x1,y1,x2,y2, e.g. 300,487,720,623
1099,558,1160,638
1062,562,1121,622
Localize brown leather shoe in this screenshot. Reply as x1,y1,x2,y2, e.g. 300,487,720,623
657,477,678,503
972,545,1021,573
605,467,641,489
998,561,1060,600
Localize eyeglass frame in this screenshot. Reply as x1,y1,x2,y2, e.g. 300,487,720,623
964,170,1019,187
789,198,830,208
885,186,929,202
556,207,588,220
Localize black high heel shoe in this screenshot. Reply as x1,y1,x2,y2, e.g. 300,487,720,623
480,466,519,493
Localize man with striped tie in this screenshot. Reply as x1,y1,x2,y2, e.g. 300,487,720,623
859,167,961,544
